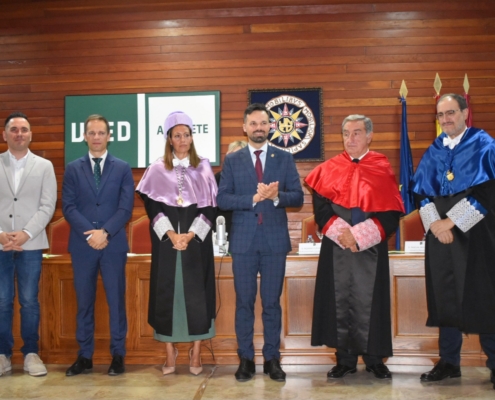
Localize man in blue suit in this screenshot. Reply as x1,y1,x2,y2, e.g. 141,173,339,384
62,114,134,376
217,103,303,382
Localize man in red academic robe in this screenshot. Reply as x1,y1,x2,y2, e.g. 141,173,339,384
305,114,404,380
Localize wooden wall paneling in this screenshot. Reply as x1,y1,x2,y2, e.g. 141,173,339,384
3,1,495,365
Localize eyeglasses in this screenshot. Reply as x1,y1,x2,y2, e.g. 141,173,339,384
436,109,460,120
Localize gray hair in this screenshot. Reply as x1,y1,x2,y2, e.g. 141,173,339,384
437,93,468,110
341,114,373,135
227,140,247,154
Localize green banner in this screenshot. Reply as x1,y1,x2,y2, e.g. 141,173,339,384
65,91,220,167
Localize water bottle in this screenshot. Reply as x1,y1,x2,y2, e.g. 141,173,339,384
307,234,315,244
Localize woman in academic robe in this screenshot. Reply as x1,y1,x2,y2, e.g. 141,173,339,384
136,111,217,375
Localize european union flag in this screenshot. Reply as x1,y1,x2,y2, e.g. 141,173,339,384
396,96,415,249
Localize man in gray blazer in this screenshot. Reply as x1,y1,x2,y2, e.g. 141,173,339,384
0,112,57,377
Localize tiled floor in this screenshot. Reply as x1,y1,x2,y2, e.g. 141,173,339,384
0,363,494,400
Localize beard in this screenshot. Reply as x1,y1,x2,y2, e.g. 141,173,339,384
249,130,268,143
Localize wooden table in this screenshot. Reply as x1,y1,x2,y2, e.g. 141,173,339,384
11,254,485,366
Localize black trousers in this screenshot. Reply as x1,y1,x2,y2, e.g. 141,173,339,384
336,348,383,368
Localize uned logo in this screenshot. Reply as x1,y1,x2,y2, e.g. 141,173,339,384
71,121,131,142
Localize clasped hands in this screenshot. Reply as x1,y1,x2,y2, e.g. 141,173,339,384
168,231,195,251
430,218,455,244
0,231,29,251
84,229,109,250
337,227,359,253
253,181,279,203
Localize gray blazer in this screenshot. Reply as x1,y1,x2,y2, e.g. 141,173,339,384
0,151,57,250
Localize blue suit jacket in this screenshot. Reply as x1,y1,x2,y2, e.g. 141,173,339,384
62,153,134,254
217,145,303,254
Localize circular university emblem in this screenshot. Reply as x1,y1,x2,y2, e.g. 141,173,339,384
265,95,316,154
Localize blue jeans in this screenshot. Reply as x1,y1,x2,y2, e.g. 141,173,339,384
0,250,42,357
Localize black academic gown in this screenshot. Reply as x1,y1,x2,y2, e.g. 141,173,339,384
411,127,495,333
139,195,216,336
311,192,400,357
415,180,495,333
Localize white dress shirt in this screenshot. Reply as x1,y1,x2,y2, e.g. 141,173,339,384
443,128,467,149
89,150,108,173
248,143,279,206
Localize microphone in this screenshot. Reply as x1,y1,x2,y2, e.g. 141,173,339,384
216,216,227,247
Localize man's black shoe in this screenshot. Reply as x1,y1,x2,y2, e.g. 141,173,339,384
420,360,461,382
366,363,392,379
235,357,255,382
263,359,286,382
490,368,495,385
66,356,93,376
108,355,125,376
327,364,357,379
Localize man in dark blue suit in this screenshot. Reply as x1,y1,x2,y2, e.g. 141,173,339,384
217,103,303,382
62,114,134,376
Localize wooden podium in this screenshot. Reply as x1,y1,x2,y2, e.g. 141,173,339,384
11,254,486,366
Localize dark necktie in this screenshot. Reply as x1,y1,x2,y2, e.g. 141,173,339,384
93,158,102,189
254,150,263,182
254,150,263,224
350,158,365,225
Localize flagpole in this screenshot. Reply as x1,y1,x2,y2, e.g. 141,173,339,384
396,80,415,250
434,73,442,136
463,73,472,127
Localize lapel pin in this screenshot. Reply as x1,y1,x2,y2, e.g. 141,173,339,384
271,154,275,157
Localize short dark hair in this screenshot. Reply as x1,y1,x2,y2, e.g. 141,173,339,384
437,93,468,110
84,114,110,134
244,103,269,122
5,111,29,128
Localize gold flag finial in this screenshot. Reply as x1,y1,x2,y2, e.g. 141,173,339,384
463,73,470,94
434,73,442,95
399,80,408,99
